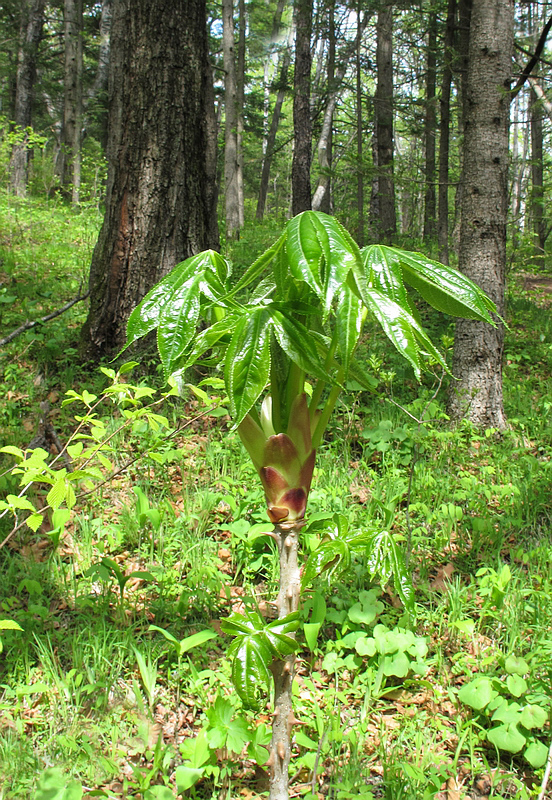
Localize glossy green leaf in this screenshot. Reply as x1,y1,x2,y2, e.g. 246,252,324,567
361,244,412,310
361,288,447,378
286,212,323,296
395,248,496,321
270,308,334,384
230,636,272,708
157,275,202,378
336,286,364,373
227,232,286,297
225,308,271,426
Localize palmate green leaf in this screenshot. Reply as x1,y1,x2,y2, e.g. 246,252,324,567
225,308,271,426
126,250,228,346
377,246,496,322
314,213,362,316
361,287,448,378
362,244,413,310
364,529,414,613
270,308,335,384
174,313,240,372
336,286,364,373
286,212,323,296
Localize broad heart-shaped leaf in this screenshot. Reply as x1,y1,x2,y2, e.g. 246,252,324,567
524,740,549,768
487,723,526,754
458,676,495,711
224,307,271,427
126,250,228,346
520,704,548,730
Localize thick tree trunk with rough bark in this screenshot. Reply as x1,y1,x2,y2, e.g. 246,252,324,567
449,0,513,430
9,0,45,196
371,6,396,242
80,0,218,360
291,0,313,216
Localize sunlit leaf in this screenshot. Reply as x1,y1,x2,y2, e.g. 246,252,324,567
225,308,271,426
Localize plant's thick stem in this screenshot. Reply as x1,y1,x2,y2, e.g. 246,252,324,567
268,522,302,800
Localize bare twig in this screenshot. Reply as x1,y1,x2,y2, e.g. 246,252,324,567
0,291,90,347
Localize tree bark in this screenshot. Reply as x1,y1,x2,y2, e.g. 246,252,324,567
236,0,246,229
448,0,513,430
9,0,45,197
423,11,437,246
268,523,301,800
223,0,240,240
256,38,293,221
371,5,396,242
437,0,456,264
58,0,83,198
530,85,545,262
80,0,218,360
291,0,313,216
356,1,364,246
88,0,112,150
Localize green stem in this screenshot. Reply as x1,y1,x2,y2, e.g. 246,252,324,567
309,329,339,419
271,361,283,434
311,367,345,450
285,362,304,423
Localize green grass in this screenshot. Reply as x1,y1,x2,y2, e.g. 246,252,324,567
1,194,552,798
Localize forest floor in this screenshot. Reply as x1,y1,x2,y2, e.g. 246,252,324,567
1,195,552,800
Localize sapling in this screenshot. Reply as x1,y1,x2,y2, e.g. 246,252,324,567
126,210,496,799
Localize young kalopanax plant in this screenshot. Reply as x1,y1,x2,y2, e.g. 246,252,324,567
126,210,496,800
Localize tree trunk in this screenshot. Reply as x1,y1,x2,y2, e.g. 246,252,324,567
88,0,112,150
268,523,301,800
9,0,45,197
58,0,83,197
372,6,396,242
256,37,293,221
80,0,219,360
319,0,335,215
291,0,313,216
356,1,364,246
223,0,240,240
530,85,545,262
448,0,513,430
437,0,456,264
236,0,246,229
423,11,437,246
451,0,472,254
